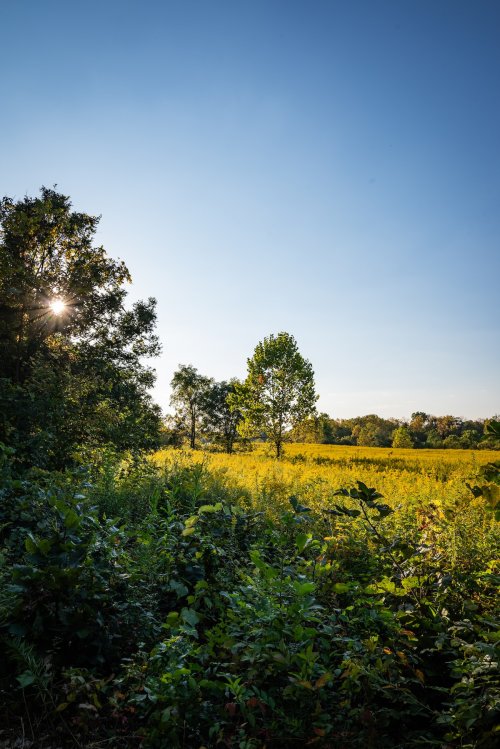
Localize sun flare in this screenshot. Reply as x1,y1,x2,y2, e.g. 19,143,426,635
49,299,66,315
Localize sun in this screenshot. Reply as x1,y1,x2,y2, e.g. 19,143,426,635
49,299,66,315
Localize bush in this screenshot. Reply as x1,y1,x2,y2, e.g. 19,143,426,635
1,446,499,748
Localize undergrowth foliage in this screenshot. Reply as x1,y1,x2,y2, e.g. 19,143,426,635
0,443,499,748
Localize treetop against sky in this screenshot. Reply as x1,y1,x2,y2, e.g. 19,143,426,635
1,0,499,418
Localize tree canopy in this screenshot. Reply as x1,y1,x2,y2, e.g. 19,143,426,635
201,379,242,453
231,332,317,457
392,426,414,449
0,187,161,467
170,365,213,449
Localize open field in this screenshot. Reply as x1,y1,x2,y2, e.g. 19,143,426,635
155,443,499,517
155,444,500,578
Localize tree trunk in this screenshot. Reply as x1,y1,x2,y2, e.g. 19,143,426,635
190,407,196,449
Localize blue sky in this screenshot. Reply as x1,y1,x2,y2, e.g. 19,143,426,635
1,0,499,419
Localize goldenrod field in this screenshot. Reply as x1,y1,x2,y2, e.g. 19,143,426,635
155,442,499,575
155,442,498,516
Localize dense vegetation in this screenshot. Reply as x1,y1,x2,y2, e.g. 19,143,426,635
1,444,499,747
0,188,161,469
289,413,499,450
1,189,499,747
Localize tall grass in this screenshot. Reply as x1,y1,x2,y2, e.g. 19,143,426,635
154,443,497,517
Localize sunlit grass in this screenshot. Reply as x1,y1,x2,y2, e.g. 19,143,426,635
155,442,498,517
154,442,499,580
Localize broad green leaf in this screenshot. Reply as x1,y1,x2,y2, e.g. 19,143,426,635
332,582,351,593
169,580,189,598
181,608,200,626
165,611,179,627
295,532,312,553
294,581,316,596
24,534,36,554
289,496,311,513
17,672,36,689
64,509,80,529
198,503,223,514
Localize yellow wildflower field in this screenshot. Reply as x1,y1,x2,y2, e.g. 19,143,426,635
155,443,498,517
155,443,499,573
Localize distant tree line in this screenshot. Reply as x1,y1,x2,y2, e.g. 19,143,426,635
287,411,499,450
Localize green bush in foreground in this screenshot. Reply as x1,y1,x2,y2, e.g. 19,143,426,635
0,446,499,748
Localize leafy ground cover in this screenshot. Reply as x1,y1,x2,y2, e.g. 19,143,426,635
1,444,499,748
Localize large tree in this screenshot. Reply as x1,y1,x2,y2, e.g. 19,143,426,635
0,187,161,466
231,332,317,458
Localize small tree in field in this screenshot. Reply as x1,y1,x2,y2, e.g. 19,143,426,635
170,365,212,449
392,426,414,449
201,379,242,453
231,332,317,458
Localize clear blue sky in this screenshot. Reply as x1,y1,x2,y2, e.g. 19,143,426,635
1,0,499,419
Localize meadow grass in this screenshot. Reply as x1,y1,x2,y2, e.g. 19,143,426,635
155,442,497,516
155,441,499,584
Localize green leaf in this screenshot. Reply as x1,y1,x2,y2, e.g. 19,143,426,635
294,581,316,596
24,534,37,554
198,503,223,514
375,578,398,594
295,532,313,553
181,608,200,627
64,509,80,529
249,550,278,579
466,482,483,498
332,582,352,593
332,488,349,497
402,576,420,591
338,505,361,517
290,496,311,514
164,611,180,627
17,672,36,689
169,580,189,598
325,504,360,518
250,549,263,568
37,538,52,554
